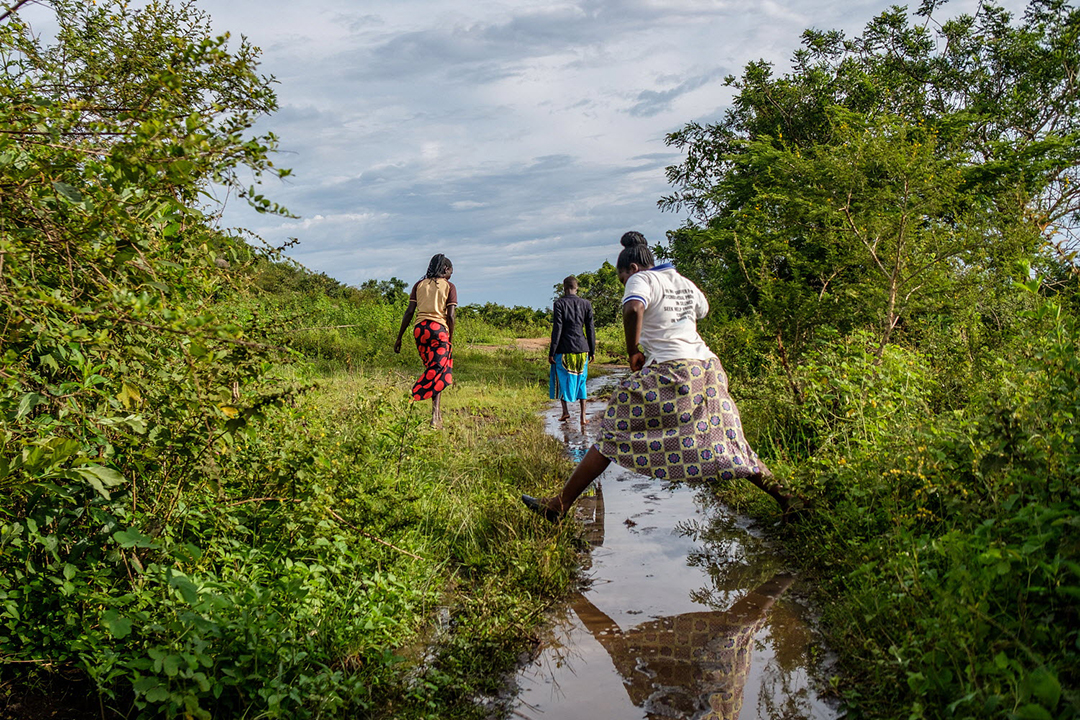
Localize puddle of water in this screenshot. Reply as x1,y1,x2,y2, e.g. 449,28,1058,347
511,374,839,720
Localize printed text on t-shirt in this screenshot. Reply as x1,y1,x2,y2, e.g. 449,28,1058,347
661,288,697,324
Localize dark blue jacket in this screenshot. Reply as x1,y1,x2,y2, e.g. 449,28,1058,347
550,294,596,357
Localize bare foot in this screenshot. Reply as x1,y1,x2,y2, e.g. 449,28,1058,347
558,414,571,422
580,417,589,426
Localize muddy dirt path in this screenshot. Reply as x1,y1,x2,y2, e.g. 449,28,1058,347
510,373,841,720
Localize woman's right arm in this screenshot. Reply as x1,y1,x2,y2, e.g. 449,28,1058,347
622,299,645,371
394,300,417,353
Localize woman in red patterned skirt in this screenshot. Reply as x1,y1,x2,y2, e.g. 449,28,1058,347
394,254,457,428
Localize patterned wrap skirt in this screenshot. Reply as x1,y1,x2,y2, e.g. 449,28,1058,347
594,357,767,481
411,319,453,400
549,352,589,402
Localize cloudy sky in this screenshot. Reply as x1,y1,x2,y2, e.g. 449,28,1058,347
143,0,1026,306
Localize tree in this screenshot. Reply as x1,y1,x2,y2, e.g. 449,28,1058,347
701,110,1009,359
551,261,624,326
360,276,408,305
660,0,1080,360
0,0,292,710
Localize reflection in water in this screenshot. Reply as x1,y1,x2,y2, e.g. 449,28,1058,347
513,373,837,720
572,483,794,719
572,575,794,720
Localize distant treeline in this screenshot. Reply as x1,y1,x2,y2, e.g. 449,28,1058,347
247,262,556,336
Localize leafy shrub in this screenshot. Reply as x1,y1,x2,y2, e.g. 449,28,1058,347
757,286,1080,719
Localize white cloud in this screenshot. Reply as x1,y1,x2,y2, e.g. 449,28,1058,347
197,0,1031,307
451,201,488,210
268,212,389,232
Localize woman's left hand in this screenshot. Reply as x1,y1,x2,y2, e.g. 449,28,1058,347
628,351,646,372
393,338,402,354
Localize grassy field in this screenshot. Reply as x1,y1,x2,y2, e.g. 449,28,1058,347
287,343,583,718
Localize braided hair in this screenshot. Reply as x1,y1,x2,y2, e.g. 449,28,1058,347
424,253,453,280
616,231,655,271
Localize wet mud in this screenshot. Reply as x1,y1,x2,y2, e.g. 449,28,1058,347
511,374,840,720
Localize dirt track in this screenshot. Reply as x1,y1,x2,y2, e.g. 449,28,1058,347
468,338,547,352
514,337,548,351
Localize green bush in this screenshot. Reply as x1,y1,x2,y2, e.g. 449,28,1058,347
456,303,551,339
750,286,1080,719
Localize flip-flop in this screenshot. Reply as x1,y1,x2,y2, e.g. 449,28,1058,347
521,494,564,523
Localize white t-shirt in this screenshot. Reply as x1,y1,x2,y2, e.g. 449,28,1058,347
621,263,716,365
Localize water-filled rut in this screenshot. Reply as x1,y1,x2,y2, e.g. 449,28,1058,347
510,373,840,720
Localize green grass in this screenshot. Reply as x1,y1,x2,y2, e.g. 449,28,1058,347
286,343,582,717
0,301,588,720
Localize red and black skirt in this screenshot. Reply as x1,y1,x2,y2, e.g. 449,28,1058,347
411,319,453,400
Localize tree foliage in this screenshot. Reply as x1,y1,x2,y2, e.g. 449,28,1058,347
0,0,289,517
0,1,331,715
654,3,1080,718
661,0,1080,362
359,276,408,305
550,260,624,327
456,302,551,335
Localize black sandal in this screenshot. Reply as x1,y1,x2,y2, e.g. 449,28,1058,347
521,494,564,523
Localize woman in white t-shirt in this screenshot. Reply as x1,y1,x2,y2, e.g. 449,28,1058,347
523,232,804,521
